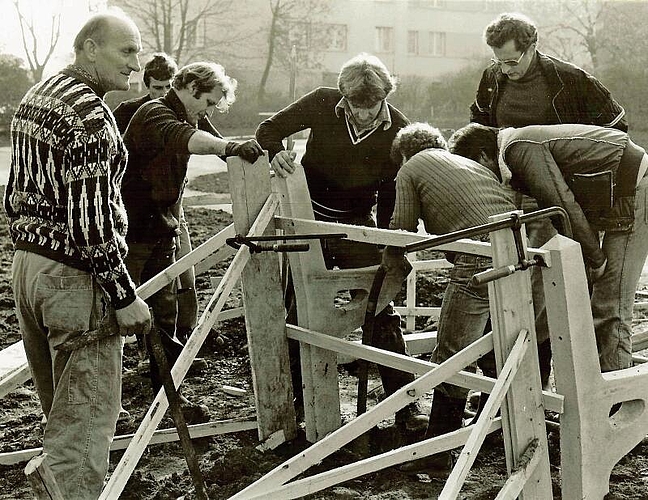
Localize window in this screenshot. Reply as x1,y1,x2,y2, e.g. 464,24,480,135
324,24,347,51
376,26,394,53
407,30,419,55
185,19,206,48
427,31,446,56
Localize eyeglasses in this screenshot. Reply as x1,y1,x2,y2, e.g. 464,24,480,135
490,47,529,68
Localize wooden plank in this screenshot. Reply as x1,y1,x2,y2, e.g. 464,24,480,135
1,419,257,466
487,212,552,499
241,419,503,500
440,329,531,499
275,216,553,265
229,156,297,442
495,440,543,500
394,305,440,318
0,341,31,399
287,324,563,414
229,332,498,499
405,252,417,331
195,243,235,276
274,164,342,443
403,331,437,355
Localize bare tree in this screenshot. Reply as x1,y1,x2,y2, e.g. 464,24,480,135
12,0,62,82
257,0,332,104
527,0,608,71
114,0,248,66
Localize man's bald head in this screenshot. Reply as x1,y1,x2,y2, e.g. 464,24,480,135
73,10,139,54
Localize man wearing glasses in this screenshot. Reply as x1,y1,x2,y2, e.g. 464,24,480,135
471,12,627,131
256,53,428,433
466,12,628,421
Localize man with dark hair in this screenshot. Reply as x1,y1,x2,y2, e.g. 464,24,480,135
113,52,178,132
122,62,263,420
450,122,648,375
256,53,428,432
382,122,522,477
469,11,628,402
4,10,150,498
472,12,626,131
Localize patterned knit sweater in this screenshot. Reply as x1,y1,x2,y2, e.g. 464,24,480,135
3,71,137,309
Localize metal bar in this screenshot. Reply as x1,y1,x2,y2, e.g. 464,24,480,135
405,207,571,254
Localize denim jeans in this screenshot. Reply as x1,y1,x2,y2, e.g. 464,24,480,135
125,238,180,391
12,250,122,499
432,254,495,399
593,173,648,371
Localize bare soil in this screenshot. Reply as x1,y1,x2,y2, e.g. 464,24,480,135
1,172,648,499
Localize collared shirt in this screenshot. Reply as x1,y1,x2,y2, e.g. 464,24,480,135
334,97,392,144
256,87,409,228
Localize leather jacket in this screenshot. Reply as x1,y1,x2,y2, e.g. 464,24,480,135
498,125,644,267
471,51,628,132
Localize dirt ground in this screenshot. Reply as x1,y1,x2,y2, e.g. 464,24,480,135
1,172,648,499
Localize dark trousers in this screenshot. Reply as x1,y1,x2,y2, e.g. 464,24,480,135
125,238,182,392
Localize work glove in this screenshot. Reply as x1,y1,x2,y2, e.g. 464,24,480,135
225,139,265,163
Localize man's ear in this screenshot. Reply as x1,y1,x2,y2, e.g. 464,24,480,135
83,39,98,62
478,150,501,181
188,81,199,99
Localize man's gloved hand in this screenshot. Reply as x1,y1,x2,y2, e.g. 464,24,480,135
588,258,607,284
225,139,265,163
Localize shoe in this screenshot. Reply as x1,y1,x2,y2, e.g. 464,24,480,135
118,407,131,422
398,451,454,478
395,403,429,433
179,395,210,424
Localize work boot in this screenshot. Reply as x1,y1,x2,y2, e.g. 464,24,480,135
398,390,464,477
398,451,454,478
395,402,429,433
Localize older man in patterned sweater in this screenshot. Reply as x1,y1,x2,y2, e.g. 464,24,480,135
3,11,150,499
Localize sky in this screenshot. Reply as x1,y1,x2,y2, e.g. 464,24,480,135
0,0,105,78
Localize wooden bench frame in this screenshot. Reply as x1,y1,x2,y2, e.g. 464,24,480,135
4,155,648,499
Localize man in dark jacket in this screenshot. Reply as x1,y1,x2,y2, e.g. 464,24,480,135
256,52,427,432
122,62,263,419
471,12,626,132
450,122,648,375
469,11,628,396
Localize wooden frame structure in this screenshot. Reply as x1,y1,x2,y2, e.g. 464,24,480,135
3,155,648,498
